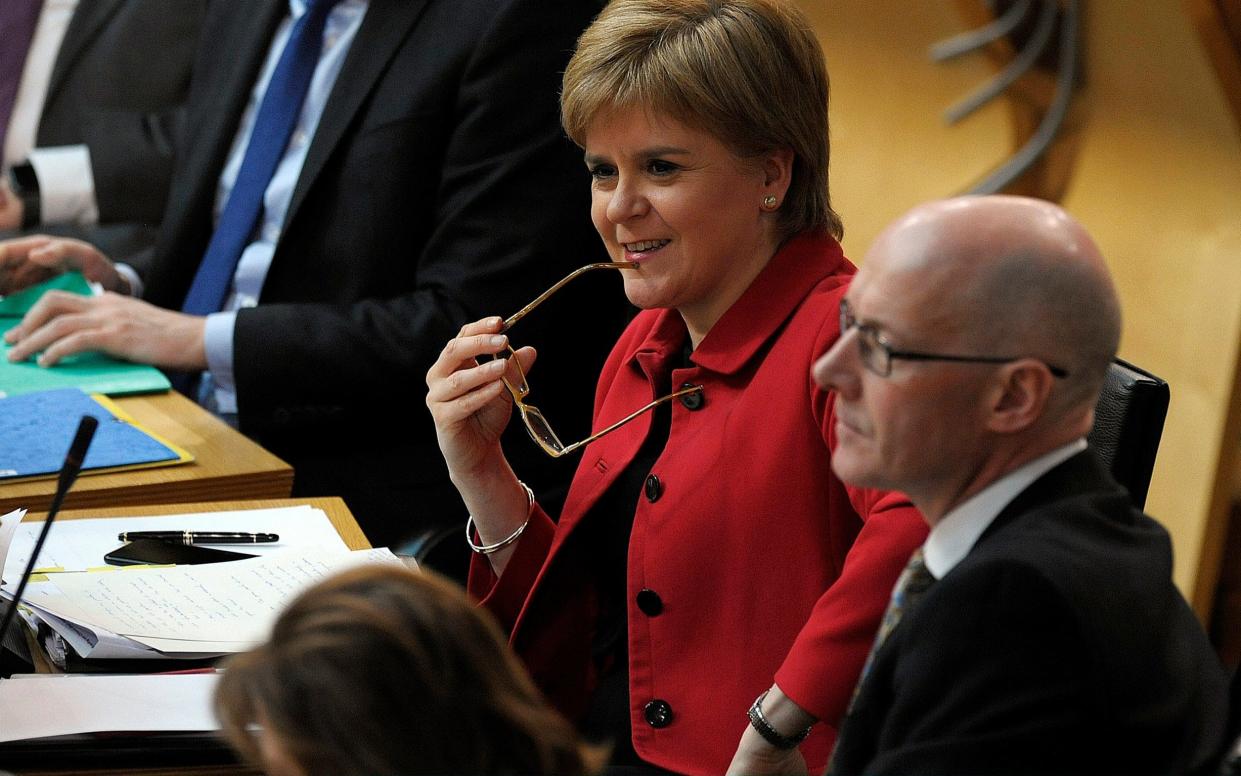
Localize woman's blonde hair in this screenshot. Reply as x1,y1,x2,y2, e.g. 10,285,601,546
562,0,841,241
215,565,604,776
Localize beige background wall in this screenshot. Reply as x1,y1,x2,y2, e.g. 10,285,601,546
801,0,1241,612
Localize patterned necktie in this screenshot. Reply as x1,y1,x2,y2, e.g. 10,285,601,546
180,0,340,317
849,548,936,711
0,0,45,166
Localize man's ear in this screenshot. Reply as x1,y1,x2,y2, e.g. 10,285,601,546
985,360,1056,434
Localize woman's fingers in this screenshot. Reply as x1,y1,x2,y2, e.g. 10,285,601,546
428,355,508,404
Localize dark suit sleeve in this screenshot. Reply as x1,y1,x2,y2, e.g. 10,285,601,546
81,106,186,225
862,562,1094,776
230,0,603,429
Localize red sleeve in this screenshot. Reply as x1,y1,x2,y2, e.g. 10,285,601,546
466,506,556,630
774,314,928,726
467,312,658,629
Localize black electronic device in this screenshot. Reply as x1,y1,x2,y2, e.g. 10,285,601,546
103,539,256,566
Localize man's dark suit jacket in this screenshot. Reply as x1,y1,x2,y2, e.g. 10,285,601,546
134,0,626,547
1,0,205,257
829,451,1229,776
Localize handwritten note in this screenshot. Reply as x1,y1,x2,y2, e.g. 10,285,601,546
30,547,402,651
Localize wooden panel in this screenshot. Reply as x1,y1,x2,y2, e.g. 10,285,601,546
0,392,293,515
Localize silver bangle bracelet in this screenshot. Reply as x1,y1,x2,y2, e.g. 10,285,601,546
465,480,535,555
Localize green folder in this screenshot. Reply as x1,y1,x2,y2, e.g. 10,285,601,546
0,273,171,398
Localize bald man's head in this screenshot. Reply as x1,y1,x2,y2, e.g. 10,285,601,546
863,195,1121,414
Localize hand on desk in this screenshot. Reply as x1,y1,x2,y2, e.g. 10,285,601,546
4,289,207,371
0,234,131,295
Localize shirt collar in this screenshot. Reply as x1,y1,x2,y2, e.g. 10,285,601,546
629,231,851,374
922,438,1088,579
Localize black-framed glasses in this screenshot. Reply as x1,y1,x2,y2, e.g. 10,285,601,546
838,298,1069,379
496,262,703,458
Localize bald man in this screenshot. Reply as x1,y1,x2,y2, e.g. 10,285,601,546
816,196,1228,775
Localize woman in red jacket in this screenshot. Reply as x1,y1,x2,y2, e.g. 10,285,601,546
425,1,927,774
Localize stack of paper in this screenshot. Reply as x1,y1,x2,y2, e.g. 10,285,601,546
0,506,401,661
12,546,402,656
0,673,221,742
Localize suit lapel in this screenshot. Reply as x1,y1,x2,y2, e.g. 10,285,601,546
173,2,286,259
44,0,124,106
285,0,428,224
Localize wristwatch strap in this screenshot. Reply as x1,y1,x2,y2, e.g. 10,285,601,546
8,161,41,229
747,690,813,750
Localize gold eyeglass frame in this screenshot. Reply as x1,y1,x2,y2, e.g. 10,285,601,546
496,262,703,458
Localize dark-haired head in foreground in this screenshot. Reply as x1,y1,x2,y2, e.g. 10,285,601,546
215,565,603,776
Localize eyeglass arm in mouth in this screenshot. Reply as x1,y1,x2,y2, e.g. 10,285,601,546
502,261,638,331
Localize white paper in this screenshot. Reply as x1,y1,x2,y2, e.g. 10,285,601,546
2,505,347,581
26,547,402,652
0,673,220,742
0,508,27,585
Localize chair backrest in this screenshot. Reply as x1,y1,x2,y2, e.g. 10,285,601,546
1086,358,1169,510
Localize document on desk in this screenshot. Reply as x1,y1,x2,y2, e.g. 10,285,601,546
2,504,347,578
0,673,220,742
18,547,403,653
0,508,26,585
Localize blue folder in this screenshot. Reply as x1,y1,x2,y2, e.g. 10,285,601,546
0,388,190,481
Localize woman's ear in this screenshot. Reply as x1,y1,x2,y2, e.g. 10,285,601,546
761,147,795,201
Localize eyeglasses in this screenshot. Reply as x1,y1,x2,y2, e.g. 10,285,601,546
838,298,1069,379
496,262,704,458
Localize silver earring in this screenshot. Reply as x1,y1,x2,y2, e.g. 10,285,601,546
762,195,778,210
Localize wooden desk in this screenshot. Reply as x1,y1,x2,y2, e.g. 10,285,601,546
11,497,370,776
0,392,293,515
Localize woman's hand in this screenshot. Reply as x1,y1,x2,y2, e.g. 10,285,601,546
426,317,536,482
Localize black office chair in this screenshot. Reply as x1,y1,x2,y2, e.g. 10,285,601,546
398,523,469,583
1086,358,1170,510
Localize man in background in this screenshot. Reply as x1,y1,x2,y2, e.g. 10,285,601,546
815,195,1228,775
0,0,205,257
0,0,626,549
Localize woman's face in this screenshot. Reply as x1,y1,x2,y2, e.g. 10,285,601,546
584,106,791,342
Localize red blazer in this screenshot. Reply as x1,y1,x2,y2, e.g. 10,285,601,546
469,233,927,775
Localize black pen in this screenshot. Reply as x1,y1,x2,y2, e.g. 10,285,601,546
117,531,280,544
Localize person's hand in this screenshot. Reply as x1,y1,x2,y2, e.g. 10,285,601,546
726,685,814,776
4,290,207,370
726,726,809,776
0,235,130,295
425,317,536,481
0,179,23,231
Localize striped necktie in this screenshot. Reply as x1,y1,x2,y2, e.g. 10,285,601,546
849,548,936,710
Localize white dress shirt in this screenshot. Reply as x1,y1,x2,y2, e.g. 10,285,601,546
3,0,99,226
921,437,1089,580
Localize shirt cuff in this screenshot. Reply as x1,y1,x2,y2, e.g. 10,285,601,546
113,263,144,298
26,145,99,226
204,311,238,397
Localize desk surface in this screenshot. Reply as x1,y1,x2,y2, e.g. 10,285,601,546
12,497,368,776
0,391,293,516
